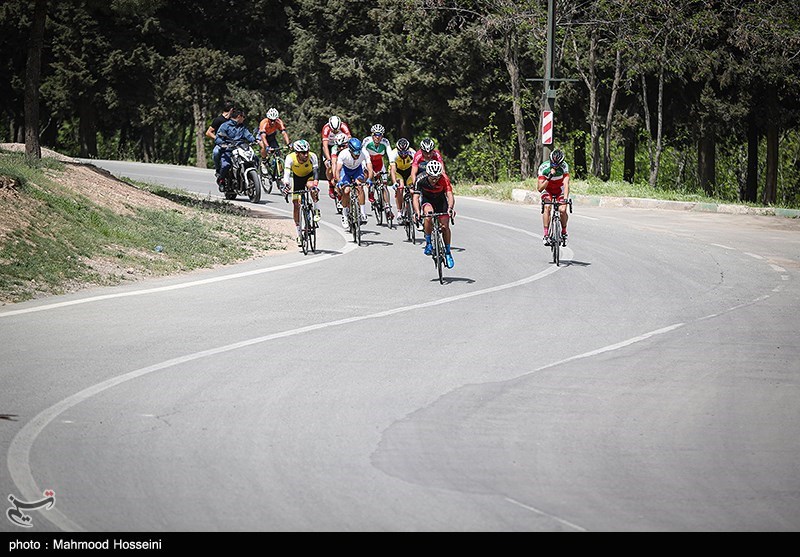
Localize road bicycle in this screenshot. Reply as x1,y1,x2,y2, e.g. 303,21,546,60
422,211,454,284
297,187,319,255
401,185,415,244
259,147,284,195
342,180,363,245
541,198,572,267
370,171,393,228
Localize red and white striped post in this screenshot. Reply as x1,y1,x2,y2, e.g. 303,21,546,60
541,110,553,145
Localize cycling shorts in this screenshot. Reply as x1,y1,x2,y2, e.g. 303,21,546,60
541,190,566,203
418,191,448,215
339,164,365,185
397,167,411,185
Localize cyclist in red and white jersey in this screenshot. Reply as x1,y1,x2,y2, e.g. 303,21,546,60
409,137,445,185
537,148,571,245
321,115,352,192
412,160,455,269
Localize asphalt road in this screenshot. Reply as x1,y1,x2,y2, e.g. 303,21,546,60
2,160,799,532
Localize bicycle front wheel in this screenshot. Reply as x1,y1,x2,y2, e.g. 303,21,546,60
433,226,444,284
301,208,310,255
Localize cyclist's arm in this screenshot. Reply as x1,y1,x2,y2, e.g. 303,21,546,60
310,153,320,182
281,129,290,146
365,157,375,181
563,173,570,199
537,174,549,192
282,155,293,184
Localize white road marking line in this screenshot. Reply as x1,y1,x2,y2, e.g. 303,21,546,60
745,252,764,260
8,214,567,532
710,243,735,250
0,207,353,318
505,497,588,532
770,264,787,273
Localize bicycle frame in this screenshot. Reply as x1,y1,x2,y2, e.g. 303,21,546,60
422,211,453,284
541,198,572,266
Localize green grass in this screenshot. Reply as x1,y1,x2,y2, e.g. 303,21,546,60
0,151,287,304
453,175,790,209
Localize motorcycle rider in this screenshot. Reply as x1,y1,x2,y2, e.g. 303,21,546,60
215,108,258,189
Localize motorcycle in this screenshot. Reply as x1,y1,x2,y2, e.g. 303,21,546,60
218,140,262,203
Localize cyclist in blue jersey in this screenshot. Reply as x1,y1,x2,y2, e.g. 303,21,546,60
334,137,375,229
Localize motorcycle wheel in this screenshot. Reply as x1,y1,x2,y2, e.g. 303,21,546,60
247,169,262,203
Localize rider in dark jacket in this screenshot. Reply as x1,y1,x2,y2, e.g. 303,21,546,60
215,109,257,186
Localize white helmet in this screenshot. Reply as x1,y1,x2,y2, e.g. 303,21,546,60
420,137,435,153
328,115,341,131
370,123,385,135
332,132,347,146
266,108,279,120
426,160,443,177
293,139,310,152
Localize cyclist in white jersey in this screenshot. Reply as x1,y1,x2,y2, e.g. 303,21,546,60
334,137,374,229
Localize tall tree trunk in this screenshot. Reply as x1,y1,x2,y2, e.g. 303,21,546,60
24,0,49,161
575,33,601,178
573,132,587,179
763,122,778,205
193,100,207,168
623,129,636,183
642,50,666,188
504,32,530,179
601,48,623,181
78,98,98,158
697,131,716,196
744,114,759,202
142,124,155,163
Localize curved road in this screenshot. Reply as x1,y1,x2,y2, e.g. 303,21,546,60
2,160,799,532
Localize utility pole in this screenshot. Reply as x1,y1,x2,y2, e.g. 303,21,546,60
527,0,576,162
541,0,557,162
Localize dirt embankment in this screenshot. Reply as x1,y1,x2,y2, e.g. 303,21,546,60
0,144,295,302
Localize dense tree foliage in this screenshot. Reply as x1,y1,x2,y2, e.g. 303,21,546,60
3,0,799,206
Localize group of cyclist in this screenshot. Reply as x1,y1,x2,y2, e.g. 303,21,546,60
208,104,571,266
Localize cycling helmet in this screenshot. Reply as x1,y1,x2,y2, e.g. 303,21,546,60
420,137,435,153
293,139,310,152
549,148,565,166
370,123,385,136
332,132,347,146
396,138,410,151
266,108,279,120
348,137,362,155
426,160,443,177
328,115,341,131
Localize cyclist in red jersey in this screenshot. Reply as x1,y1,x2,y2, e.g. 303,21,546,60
409,137,445,185
321,115,352,195
537,148,571,245
412,160,455,269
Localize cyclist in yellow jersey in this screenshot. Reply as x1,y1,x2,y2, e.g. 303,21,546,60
282,139,320,245
393,138,415,224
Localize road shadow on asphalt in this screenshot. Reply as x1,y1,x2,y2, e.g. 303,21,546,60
432,276,476,285
557,259,591,267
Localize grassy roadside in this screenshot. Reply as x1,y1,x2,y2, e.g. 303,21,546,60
0,151,288,304
452,177,797,209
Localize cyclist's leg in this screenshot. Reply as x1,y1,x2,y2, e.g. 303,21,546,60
558,197,569,234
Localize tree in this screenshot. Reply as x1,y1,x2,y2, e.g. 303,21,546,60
24,0,49,160
164,48,240,168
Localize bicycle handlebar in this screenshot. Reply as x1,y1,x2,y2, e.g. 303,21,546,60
420,211,455,224
541,198,573,214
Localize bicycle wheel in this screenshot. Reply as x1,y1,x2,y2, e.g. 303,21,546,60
301,207,310,255
373,192,384,225
434,225,444,284
309,214,317,252
551,225,560,266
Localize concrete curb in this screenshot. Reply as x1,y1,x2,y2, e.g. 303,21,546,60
510,188,800,219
